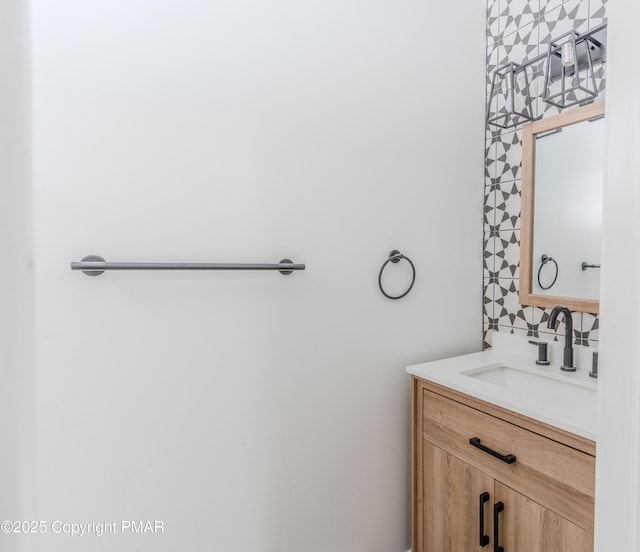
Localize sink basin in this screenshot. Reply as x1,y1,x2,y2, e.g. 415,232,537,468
462,364,597,429
406,344,599,440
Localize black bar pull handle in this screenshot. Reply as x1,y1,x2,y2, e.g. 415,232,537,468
494,501,504,552
479,492,490,547
469,437,516,464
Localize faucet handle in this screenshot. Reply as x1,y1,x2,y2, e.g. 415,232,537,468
528,340,551,366
590,351,599,379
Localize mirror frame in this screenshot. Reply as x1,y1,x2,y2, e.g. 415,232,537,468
519,101,605,314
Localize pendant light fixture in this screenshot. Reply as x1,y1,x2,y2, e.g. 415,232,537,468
486,62,535,129
542,30,600,109
485,22,607,128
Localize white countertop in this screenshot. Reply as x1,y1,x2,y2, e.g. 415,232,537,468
406,336,598,441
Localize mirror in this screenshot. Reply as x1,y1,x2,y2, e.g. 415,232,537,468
520,102,605,313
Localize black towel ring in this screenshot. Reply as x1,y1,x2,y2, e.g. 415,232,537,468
378,250,416,300
537,254,558,290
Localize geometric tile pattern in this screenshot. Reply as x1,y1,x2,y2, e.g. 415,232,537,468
581,312,600,342
500,0,539,39
483,0,605,349
495,230,520,279
589,0,608,28
495,181,521,231
495,130,523,183
538,1,590,45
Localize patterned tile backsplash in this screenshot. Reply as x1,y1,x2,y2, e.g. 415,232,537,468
483,0,607,350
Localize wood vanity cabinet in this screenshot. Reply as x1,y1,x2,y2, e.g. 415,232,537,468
412,377,596,552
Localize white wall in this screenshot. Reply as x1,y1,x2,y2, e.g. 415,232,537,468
0,0,35,550
31,2,485,550
595,0,640,549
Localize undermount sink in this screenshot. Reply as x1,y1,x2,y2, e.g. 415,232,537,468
462,364,597,428
406,336,599,440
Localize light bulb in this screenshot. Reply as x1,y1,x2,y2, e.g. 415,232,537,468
561,41,575,68
502,73,520,111
501,74,511,93
503,71,516,95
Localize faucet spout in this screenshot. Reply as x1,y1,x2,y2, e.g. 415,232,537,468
547,305,576,371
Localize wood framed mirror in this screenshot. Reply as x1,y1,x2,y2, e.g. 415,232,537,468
519,101,605,314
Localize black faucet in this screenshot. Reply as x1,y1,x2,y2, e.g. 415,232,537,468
547,305,576,372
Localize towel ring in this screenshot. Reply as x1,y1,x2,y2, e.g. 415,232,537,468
378,250,416,300
537,254,558,290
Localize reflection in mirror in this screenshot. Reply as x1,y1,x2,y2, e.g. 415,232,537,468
520,102,604,313
532,117,604,299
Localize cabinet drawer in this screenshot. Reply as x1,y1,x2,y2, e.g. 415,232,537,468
422,389,595,532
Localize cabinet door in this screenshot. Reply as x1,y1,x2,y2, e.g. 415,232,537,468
422,441,494,552
494,482,593,552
